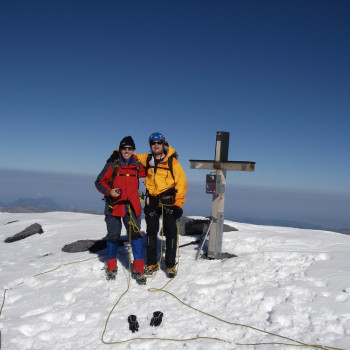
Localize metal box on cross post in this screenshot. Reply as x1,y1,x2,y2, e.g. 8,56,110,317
206,173,224,194
190,131,255,260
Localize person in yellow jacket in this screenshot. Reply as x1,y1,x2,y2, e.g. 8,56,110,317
136,132,187,278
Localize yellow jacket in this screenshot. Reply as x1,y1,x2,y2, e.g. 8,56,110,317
135,143,187,209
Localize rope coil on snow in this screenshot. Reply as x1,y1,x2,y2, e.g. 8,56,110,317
100,204,344,349
0,210,345,350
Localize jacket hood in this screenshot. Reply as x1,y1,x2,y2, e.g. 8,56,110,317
163,141,176,160
147,142,176,170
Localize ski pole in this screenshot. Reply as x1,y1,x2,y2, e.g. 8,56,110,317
195,217,214,260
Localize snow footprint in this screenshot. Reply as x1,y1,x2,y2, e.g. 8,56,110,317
335,288,350,302
21,307,51,318
315,252,330,261
15,321,52,337
41,310,72,324
63,286,84,303
305,276,327,288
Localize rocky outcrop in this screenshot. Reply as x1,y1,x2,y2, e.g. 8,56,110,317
179,216,237,236
4,223,44,243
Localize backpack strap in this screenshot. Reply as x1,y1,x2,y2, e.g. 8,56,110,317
109,155,141,187
109,157,120,188
167,155,174,179
146,153,152,171
146,153,176,179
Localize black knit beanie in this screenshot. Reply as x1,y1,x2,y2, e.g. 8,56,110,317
119,136,136,150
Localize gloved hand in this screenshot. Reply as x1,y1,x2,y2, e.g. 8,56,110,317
173,206,183,220
128,315,139,333
150,311,163,327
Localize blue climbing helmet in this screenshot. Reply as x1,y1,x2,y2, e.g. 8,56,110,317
149,132,165,145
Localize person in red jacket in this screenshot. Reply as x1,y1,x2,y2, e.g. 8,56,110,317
95,136,146,284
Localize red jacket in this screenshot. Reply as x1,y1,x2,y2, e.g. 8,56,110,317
95,155,146,217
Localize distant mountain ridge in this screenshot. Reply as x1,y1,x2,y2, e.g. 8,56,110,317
8,198,63,211
1,198,349,234
0,197,100,215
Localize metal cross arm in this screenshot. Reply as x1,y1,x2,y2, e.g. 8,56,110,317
189,160,255,172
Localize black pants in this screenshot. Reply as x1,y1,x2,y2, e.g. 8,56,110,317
145,194,177,267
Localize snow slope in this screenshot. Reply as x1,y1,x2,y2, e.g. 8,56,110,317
1,212,350,350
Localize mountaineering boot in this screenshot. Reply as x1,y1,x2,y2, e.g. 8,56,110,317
106,258,118,280
166,265,177,279
132,271,147,285
144,262,159,276
105,268,118,281
132,259,146,285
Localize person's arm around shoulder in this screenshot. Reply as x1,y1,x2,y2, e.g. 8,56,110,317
135,157,147,178
132,152,149,167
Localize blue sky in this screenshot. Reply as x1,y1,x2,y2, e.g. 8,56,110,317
1,1,350,228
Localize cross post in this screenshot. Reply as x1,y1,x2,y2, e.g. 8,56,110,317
189,131,255,259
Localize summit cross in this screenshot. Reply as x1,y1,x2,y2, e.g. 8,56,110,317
189,131,255,259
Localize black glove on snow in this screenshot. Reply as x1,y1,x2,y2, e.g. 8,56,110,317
128,315,139,333
150,311,163,327
173,206,183,220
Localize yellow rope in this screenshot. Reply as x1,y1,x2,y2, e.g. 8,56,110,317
102,335,229,345
101,211,133,344
0,255,99,350
33,256,98,277
99,214,343,349
0,210,344,350
145,218,343,350
126,203,143,236
2,251,344,350
0,289,11,318
235,342,341,350
148,287,343,349
100,202,184,345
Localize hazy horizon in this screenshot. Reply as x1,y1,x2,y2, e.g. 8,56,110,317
1,1,350,199
1,168,349,230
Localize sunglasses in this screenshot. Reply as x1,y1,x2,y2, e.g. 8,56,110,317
121,146,134,151
151,141,163,145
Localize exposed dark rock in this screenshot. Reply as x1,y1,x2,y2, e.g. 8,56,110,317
179,216,237,236
4,223,44,243
62,239,107,253
5,220,19,225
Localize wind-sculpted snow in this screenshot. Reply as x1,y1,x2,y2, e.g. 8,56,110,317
0,212,349,349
